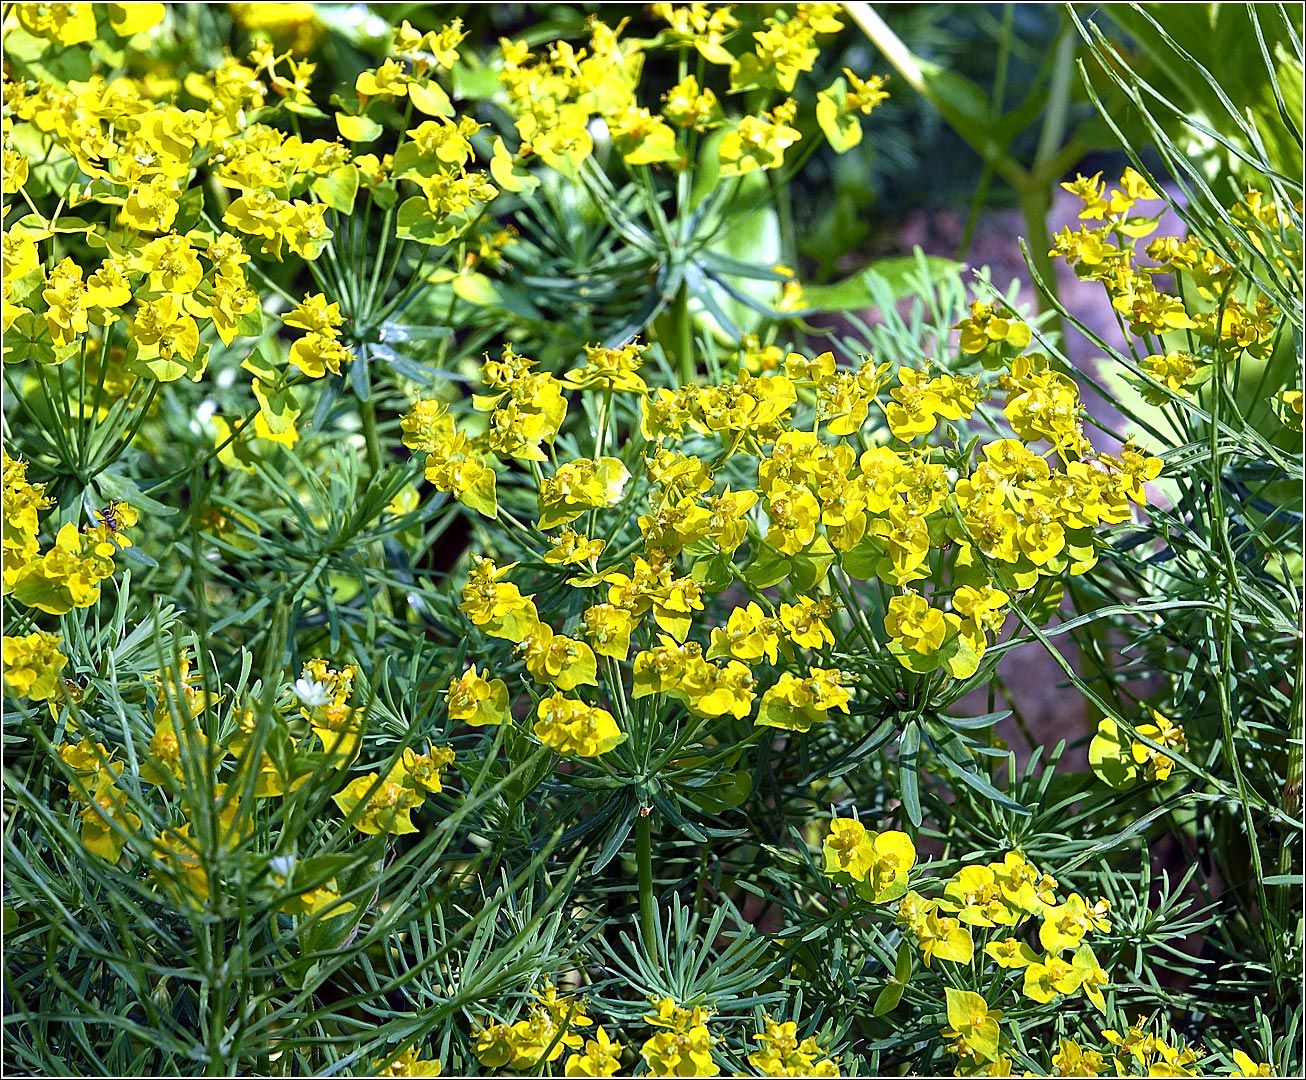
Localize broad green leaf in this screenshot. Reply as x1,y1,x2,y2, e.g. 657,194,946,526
1088,718,1139,790
311,164,359,213
490,137,540,194
800,256,961,314
742,543,790,590
452,273,500,306
816,79,863,153
873,969,906,1016
336,112,383,144
284,100,327,120
395,197,460,246
2,311,56,364
409,78,453,117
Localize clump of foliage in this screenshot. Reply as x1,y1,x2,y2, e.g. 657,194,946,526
2,3,1300,1078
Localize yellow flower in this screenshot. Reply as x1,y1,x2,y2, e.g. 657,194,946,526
533,693,626,757
915,908,974,966
1051,1038,1109,1076
332,770,425,835
140,713,211,786
59,738,121,803
1038,893,1095,954
1132,709,1188,782
764,487,820,555
955,300,1033,357
476,985,592,1070
944,864,1020,927
884,592,947,654
1070,943,1109,1011
135,234,204,295
707,603,780,666
447,665,511,726
402,404,500,518
608,106,680,166
538,458,631,530
459,557,539,642
16,2,98,45
565,1027,624,1077
651,3,738,65
779,596,836,649
718,109,801,176
108,3,166,36
885,368,945,441
639,1003,719,1078
80,783,143,863
1272,389,1303,431
284,293,345,336
733,18,820,94
822,817,875,880
356,58,411,100
748,1017,840,1077
756,668,850,733
120,176,182,233
860,829,915,903
678,656,756,719
151,822,211,905
399,744,455,794
128,295,205,381
2,631,68,700
942,987,1003,1064
10,522,117,615
1090,711,1186,789
519,622,599,690
581,603,634,660
43,257,89,346
545,530,605,566
374,1046,442,1077
1021,951,1080,1004
662,75,724,131
984,937,1040,969
1230,1048,1275,1077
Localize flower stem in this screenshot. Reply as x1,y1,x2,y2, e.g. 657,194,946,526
636,812,660,967
359,397,384,477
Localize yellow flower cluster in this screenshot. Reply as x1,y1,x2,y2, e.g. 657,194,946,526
1,10,500,469
473,983,596,1072
2,451,137,626
331,743,455,837
372,1046,443,1078
1089,709,1188,789
58,736,142,863
1,629,67,701
819,822,1117,1073
533,692,626,757
1037,1018,1209,1078
1051,171,1296,414
491,4,880,184
942,1016,1272,1077
46,648,449,923
821,816,915,903
639,997,720,1077
405,320,1157,765
747,1017,840,1077
467,990,842,1078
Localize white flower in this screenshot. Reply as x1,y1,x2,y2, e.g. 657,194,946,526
294,677,332,708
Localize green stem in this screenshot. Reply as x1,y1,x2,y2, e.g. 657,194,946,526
636,812,660,967
673,282,693,386
1015,180,1067,341
359,397,383,477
